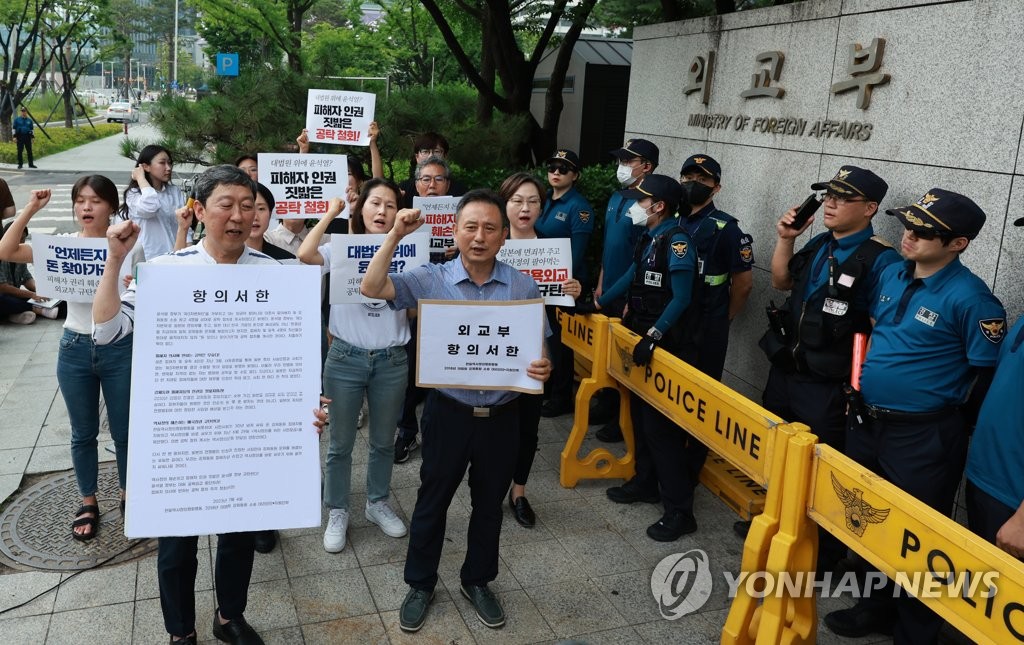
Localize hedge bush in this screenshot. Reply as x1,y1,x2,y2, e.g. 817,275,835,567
0,123,123,164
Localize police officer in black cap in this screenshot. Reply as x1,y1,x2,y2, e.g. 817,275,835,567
678,154,753,380
747,166,901,564
579,174,704,541
825,189,1006,643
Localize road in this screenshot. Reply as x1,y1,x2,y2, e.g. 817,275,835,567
1,119,205,236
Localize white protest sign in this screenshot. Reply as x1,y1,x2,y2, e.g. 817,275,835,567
497,238,574,306
412,195,460,259
305,89,376,146
125,264,322,538
416,299,545,394
258,153,348,220
29,234,108,302
328,233,430,304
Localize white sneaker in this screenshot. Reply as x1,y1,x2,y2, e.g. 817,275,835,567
365,500,407,537
323,508,349,552
34,306,58,320
7,311,35,324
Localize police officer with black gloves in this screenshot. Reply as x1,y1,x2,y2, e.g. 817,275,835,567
750,166,900,567
678,154,753,380
825,189,1006,643
578,175,703,541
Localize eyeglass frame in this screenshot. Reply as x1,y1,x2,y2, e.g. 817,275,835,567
416,175,450,184
823,191,870,205
508,197,542,208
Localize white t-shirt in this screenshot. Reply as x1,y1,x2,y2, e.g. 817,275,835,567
319,243,410,350
126,184,185,261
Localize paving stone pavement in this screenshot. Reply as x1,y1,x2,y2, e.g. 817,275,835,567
0,317,897,644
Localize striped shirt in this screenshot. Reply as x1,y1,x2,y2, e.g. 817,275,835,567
390,258,550,406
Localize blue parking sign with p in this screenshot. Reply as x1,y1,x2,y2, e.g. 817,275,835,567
216,53,239,77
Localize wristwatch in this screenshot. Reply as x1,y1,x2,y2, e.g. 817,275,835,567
646,327,663,341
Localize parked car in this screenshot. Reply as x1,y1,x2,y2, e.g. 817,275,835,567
105,102,139,123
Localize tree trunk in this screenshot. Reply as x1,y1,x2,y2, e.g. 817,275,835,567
287,5,305,74
475,7,494,124
537,0,597,160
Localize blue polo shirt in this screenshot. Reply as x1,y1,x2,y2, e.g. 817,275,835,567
600,191,642,292
966,320,1024,511
859,258,1006,412
682,203,753,319
536,185,594,282
800,226,899,300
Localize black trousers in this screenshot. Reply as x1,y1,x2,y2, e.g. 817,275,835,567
404,392,519,591
513,393,542,486
966,481,1021,557
845,410,969,645
158,532,255,637
627,393,703,517
15,134,32,166
544,306,574,403
694,317,730,381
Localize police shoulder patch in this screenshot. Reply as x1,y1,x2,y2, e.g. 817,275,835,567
578,210,591,223
979,318,1007,344
671,241,688,259
739,245,753,263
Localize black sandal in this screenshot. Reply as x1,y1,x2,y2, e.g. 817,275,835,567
71,504,100,542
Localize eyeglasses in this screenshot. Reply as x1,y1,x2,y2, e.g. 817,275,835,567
547,164,573,175
416,175,449,184
823,191,867,205
417,148,446,156
508,198,541,208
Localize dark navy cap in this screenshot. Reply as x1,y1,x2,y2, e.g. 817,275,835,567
887,188,986,240
546,149,580,171
621,174,682,212
811,165,888,203
611,138,660,167
680,154,721,182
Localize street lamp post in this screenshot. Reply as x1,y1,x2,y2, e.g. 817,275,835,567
173,0,179,91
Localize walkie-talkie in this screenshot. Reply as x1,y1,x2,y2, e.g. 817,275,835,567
788,192,823,229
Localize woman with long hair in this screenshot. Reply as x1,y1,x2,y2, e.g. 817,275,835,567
0,176,131,540
298,178,411,553
121,144,185,260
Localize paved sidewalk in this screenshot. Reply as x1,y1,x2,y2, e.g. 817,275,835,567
0,317,886,644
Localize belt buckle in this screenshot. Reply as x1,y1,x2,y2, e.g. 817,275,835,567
472,406,491,418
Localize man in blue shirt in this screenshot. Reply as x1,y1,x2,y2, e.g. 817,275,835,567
12,107,36,169
678,154,753,380
360,189,552,633
592,138,659,441
825,188,1006,643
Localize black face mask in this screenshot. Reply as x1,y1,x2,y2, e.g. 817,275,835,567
680,180,714,206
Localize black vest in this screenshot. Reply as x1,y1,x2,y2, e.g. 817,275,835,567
762,234,890,380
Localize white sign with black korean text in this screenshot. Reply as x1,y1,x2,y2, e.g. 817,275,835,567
258,152,348,220
416,299,545,394
497,238,574,306
305,89,376,146
125,264,322,538
30,234,109,302
328,233,430,303
412,195,460,259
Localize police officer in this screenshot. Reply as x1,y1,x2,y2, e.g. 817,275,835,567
825,189,1006,643
592,138,660,441
537,149,594,417
678,154,753,380
748,166,900,566
582,174,703,541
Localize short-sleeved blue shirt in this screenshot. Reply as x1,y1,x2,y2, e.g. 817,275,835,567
966,319,1024,511
859,258,1006,412
799,226,900,301
681,203,753,319
389,258,550,407
537,185,594,281
601,191,642,291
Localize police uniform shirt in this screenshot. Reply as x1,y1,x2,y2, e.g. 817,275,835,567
859,258,1006,412
682,202,753,319
601,191,642,290
800,226,900,301
536,185,594,280
965,319,1024,512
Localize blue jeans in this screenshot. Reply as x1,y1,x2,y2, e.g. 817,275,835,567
322,338,407,510
56,330,132,496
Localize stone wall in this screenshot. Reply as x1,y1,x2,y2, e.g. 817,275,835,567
627,0,1024,399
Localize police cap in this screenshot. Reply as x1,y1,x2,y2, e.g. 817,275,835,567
620,174,682,213
680,154,721,182
811,165,888,203
887,188,986,240
610,138,660,167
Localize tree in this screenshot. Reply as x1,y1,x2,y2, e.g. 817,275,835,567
0,0,63,140
46,0,115,126
106,0,146,98
190,0,313,73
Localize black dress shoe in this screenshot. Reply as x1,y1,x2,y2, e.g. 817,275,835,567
252,529,277,554
824,602,895,637
733,520,751,538
606,480,660,504
169,636,197,645
647,511,697,541
595,421,623,442
588,399,617,425
508,491,536,528
212,614,264,645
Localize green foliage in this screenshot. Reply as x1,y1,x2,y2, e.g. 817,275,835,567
0,123,122,163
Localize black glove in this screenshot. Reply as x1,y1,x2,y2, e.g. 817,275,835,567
632,333,658,366
573,301,599,315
